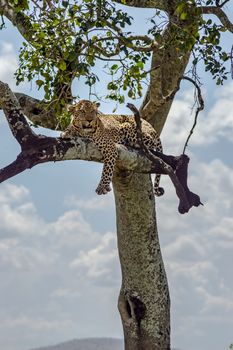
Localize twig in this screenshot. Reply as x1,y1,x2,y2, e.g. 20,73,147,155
182,76,204,154
218,0,231,8
231,44,233,79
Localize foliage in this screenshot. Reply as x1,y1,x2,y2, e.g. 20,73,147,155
12,0,152,104
1,0,231,107
193,19,229,84
174,1,229,84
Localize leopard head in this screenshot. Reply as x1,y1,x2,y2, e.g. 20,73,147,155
69,100,101,136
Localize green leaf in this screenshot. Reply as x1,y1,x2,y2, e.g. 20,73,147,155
62,0,69,7
111,64,118,71
180,12,188,20
59,61,67,71
136,61,144,69
35,79,44,89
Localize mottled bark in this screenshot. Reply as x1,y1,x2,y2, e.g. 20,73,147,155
140,23,191,133
113,172,170,350
14,92,63,130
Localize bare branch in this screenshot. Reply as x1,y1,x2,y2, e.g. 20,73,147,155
200,6,233,32
216,0,231,8
0,82,38,146
126,102,203,213
182,76,205,154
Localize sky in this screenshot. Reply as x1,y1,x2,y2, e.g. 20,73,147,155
0,3,233,350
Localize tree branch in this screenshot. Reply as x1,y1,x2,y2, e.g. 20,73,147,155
126,102,202,214
218,0,231,7
113,0,169,12
0,83,38,146
140,19,192,133
0,83,168,178
200,6,233,32
13,92,66,130
0,0,33,41
0,80,202,213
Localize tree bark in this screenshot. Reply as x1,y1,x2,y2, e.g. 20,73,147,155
113,172,170,350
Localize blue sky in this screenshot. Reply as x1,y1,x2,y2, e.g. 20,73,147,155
0,3,233,350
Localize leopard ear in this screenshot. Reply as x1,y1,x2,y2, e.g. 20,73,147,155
68,105,75,113
95,102,100,108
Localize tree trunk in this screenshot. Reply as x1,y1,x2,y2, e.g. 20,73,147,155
113,171,170,350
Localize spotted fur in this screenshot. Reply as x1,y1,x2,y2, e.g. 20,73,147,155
62,100,164,196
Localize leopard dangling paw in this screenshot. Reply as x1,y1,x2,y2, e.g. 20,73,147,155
95,183,112,195
154,187,165,197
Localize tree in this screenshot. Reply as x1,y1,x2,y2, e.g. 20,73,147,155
0,1,232,349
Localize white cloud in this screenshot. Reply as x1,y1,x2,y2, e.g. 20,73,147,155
0,181,121,349
197,286,233,314
50,288,81,299
0,183,119,280
157,157,233,349
0,154,233,350
0,42,18,85
64,192,114,211
0,183,29,204
163,81,233,152
70,232,118,282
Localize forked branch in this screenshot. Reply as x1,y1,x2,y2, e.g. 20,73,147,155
127,102,203,214
200,6,233,32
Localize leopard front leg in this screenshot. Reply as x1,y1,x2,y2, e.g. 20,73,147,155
95,145,118,195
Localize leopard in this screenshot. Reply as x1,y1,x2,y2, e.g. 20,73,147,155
61,99,164,196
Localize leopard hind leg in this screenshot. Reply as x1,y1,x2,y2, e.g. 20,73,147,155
153,137,165,196
153,174,164,196
142,129,165,196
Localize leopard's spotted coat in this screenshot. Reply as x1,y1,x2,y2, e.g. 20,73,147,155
62,100,164,196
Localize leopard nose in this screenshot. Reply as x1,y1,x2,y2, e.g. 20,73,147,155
86,117,93,122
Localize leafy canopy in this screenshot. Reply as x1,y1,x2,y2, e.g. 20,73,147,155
2,0,231,105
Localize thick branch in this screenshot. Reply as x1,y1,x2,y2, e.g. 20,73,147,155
14,92,63,130
200,6,233,32
0,83,183,182
0,80,202,213
0,0,33,40
0,83,38,145
113,0,169,12
0,133,187,186
140,19,192,133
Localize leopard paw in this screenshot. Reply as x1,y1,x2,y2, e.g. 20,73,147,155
95,184,111,195
154,187,164,197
